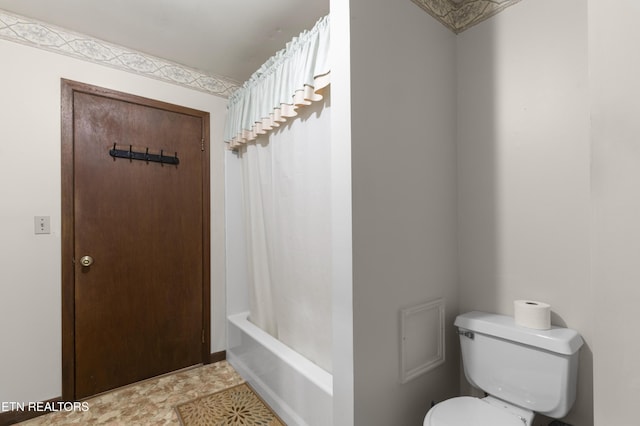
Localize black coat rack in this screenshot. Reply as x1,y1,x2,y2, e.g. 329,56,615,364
109,144,179,165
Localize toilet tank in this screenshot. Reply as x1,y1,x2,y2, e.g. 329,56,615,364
455,311,583,419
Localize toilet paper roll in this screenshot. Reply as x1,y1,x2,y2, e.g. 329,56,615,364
514,300,551,330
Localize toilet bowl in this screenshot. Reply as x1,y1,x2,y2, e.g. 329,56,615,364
424,311,583,426
424,396,533,426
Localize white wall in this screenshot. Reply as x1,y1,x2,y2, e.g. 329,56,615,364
349,1,459,425
0,38,228,404
329,0,354,424
456,1,593,424
590,1,640,424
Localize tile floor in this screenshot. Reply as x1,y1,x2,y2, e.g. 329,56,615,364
19,361,245,425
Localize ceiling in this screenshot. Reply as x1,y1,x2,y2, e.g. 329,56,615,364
0,0,329,83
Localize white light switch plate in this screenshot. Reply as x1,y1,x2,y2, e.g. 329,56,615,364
34,216,50,234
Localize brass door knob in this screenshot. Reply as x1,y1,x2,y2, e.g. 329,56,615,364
80,255,94,267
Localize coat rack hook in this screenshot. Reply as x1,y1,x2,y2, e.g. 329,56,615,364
109,144,179,166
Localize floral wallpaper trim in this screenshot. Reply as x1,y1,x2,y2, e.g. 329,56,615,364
0,9,240,98
411,0,523,33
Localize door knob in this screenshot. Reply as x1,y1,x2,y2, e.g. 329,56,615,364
80,255,94,267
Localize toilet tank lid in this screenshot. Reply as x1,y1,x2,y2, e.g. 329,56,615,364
455,311,584,355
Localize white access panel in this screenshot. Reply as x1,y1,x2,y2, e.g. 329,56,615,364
400,298,445,383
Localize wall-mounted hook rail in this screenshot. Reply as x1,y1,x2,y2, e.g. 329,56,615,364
109,143,179,165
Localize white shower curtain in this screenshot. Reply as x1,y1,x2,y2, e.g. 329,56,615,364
240,89,332,372
224,15,330,150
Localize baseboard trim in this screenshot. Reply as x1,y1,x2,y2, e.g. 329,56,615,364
0,397,63,426
210,350,226,363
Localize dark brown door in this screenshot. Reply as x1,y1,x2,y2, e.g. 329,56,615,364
61,80,211,400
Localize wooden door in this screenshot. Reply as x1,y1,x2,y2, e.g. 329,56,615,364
61,80,210,400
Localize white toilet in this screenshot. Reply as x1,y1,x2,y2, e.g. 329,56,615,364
424,311,583,426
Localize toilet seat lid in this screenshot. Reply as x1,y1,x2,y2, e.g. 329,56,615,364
425,397,526,426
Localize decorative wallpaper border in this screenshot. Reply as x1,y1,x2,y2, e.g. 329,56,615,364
0,9,240,98
411,0,522,33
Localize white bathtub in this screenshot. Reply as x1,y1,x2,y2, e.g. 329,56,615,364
227,312,333,426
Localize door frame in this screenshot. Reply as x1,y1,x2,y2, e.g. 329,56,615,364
60,79,211,400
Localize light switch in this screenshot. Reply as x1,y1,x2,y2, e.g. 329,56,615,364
34,216,51,234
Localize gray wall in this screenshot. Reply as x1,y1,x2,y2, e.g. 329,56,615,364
349,1,459,425
456,1,593,425
590,1,640,424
